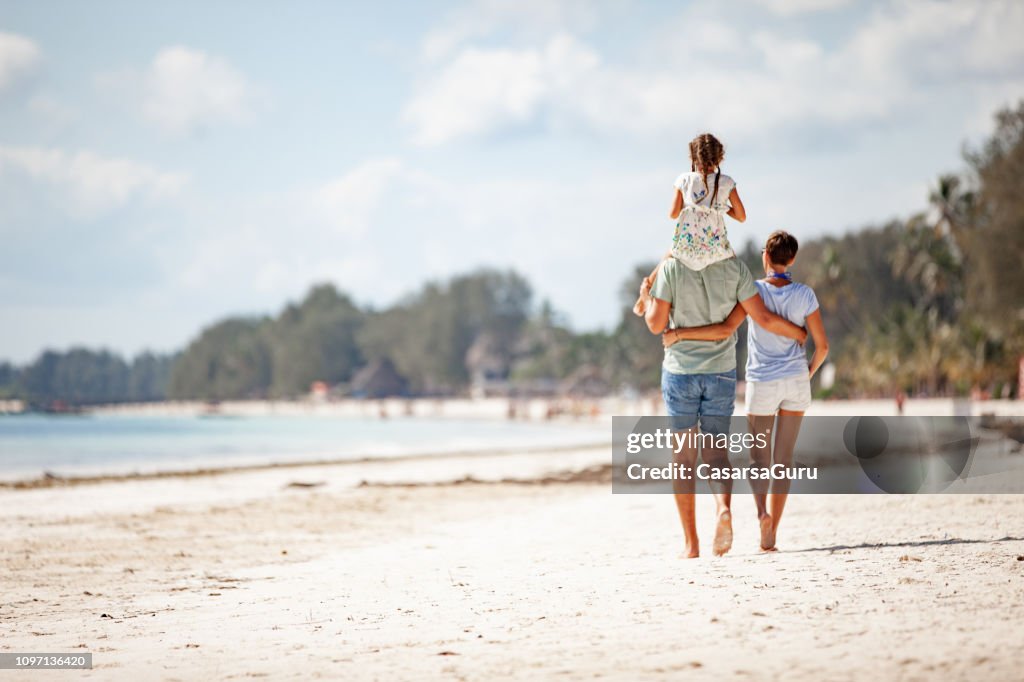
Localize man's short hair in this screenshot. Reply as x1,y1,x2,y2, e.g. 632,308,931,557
765,230,799,265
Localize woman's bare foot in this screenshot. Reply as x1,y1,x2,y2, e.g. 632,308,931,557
712,510,733,556
679,542,700,559
759,513,776,551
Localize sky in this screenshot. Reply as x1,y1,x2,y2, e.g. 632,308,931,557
1,0,1022,363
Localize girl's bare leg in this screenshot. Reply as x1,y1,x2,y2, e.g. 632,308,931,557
747,414,776,550
766,409,805,549
633,252,673,316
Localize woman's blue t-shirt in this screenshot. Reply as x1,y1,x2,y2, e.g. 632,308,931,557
746,280,819,382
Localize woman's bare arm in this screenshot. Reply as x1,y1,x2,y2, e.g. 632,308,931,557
663,304,746,346
805,309,829,378
726,187,745,222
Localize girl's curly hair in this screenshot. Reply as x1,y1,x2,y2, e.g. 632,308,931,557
689,133,725,205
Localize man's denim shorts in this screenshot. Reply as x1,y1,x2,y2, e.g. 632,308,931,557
661,368,737,437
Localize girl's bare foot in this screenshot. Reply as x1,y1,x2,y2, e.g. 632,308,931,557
712,510,733,556
633,276,653,317
679,543,700,559
759,513,776,551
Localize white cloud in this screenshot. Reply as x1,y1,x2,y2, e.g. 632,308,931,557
0,31,41,91
405,29,851,145
405,34,599,145
406,47,546,145
310,158,406,236
405,0,1024,146
142,46,259,134
0,145,187,216
846,0,1024,79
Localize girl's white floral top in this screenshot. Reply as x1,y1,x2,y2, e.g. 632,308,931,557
670,171,737,270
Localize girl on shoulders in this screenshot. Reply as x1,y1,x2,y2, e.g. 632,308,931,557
634,133,746,315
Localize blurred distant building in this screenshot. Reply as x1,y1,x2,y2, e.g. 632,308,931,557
0,399,25,414
466,332,510,398
350,358,408,399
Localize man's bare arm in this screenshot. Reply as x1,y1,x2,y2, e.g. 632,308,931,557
739,294,807,344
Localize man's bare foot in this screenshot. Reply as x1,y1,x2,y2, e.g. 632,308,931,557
712,510,733,556
759,513,776,551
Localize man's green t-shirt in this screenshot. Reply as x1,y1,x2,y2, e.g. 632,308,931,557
651,257,758,375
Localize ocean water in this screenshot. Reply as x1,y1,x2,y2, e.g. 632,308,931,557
0,414,603,481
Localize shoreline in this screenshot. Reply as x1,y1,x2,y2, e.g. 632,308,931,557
0,440,609,490
85,396,610,421
5,396,1022,419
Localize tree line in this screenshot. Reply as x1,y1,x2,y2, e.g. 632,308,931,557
0,351,173,407
3,102,1022,407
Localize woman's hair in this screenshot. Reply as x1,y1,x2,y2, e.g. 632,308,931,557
765,230,799,265
689,133,725,205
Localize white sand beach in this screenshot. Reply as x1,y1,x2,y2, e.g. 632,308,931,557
3,442,1023,680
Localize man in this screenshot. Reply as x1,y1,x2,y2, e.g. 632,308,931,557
638,257,806,558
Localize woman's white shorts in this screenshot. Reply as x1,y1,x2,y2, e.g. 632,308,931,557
745,371,812,414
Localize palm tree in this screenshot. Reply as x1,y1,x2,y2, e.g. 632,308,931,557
891,214,963,320
926,173,974,264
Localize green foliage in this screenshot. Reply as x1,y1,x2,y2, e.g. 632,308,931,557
607,263,663,390
18,348,172,406
127,352,175,402
963,101,1024,345
509,301,578,381
264,284,364,397
0,362,18,399
167,317,272,400
358,269,532,393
